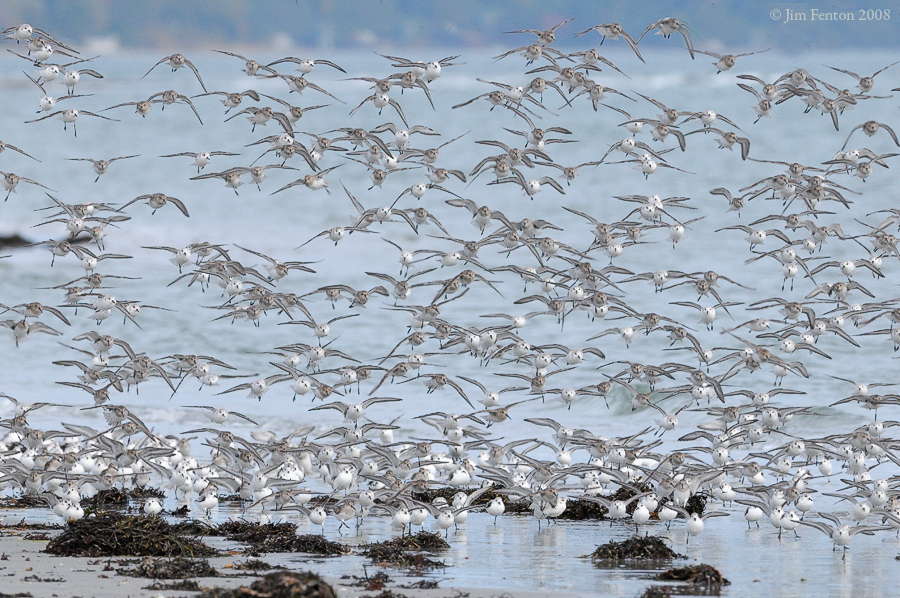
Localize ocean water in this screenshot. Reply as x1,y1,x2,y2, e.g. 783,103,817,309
1,46,900,596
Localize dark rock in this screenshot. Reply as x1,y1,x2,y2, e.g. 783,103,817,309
0,234,30,248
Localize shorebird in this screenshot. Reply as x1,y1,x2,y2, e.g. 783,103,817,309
1,171,54,200
799,514,890,557
161,150,239,173
826,61,899,93
212,50,278,77
695,48,770,73
66,155,138,182
637,17,695,59
193,89,261,114
25,108,118,136
140,53,207,92
266,55,347,74
117,193,190,217
574,23,644,61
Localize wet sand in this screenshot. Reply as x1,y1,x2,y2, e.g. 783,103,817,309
0,537,580,598
0,521,584,598
4,500,897,598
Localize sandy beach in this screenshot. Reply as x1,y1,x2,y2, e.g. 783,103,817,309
0,526,585,598
4,496,896,598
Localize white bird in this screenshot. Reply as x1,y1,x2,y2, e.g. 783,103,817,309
25,108,118,136
800,514,889,557
140,53,207,92
672,506,729,543
489,170,565,197
184,406,258,425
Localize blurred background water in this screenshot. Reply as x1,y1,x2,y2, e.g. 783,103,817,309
0,47,894,440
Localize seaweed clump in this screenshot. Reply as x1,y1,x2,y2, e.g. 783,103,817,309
128,486,166,500
0,519,63,531
218,520,295,542
591,535,685,561
83,487,167,509
0,495,46,509
171,520,218,536
230,559,280,571
218,521,347,555
412,487,530,514
196,571,337,598
558,485,662,521
653,494,707,519
44,512,218,557
344,571,392,591
82,489,129,509
400,580,439,589
361,592,408,598
657,564,730,586
144,579,203,591
118,556,220,579
360,532,448,568
557,499,609,520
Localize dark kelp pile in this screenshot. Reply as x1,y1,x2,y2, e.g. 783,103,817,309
230,559,281,571
0,495,46,509
499,486,707,521
44,512,218,557
360,591,410,598
360,532,448,568
560,486,643,520
591,535,685,560
1,520,61,541
410,487,536,514
217,521,348,555
0,519,63,531
196,571,337,598
127,486,166,500
144,579,203,591
117,556,221,579
171,520,218,536
399,580,440,589
657,564,730,586
83,488,129,507
343,570,392,591
660,494,708,517
80,488,166,510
